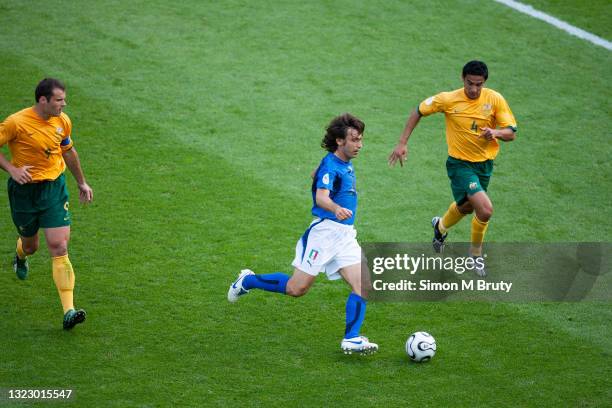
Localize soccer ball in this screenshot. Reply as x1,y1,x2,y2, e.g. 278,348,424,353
406,331,436,362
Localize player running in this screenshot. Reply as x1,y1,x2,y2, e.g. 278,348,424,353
389,61,517,276
228,113,377,355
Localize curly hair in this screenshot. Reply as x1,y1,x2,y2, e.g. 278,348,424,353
321,113,365,152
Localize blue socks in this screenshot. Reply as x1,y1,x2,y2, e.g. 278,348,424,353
242,273,289,294
242,276,367,339
344,292,366,339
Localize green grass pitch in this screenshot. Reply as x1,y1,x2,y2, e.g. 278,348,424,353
1,0,610,406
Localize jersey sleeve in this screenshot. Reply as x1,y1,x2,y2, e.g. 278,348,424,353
315,163,337,191
60,114,74,151
417,92,447,116
494,94,517,131
0,116,17,146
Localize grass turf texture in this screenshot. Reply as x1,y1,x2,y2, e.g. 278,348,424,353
0,0,610,406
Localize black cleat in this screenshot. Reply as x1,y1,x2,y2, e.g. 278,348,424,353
431,216,447,253
63,309,86,330
13,253,29,280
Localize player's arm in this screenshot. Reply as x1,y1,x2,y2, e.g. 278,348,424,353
479,126,516,142
389,93,446,168
0,120,33,184
481,94,517,142
389,109,422,167
315,188,352,220
62,147,93,203
0,152,33,184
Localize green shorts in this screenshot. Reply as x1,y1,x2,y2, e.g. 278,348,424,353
446,156,493,205
7,173,71,237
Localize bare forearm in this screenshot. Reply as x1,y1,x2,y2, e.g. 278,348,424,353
62,148,87,184
495,127,516,142
0,152,16,173
398,109,422,146
315,188,352,220
316,191,340,213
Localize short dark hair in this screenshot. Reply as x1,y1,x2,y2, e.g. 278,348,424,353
35,78,65,103
321,113,365,152
462,60,488,80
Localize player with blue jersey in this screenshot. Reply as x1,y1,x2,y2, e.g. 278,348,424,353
228,113,377,355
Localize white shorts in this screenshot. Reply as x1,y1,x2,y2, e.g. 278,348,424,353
291,218,361,280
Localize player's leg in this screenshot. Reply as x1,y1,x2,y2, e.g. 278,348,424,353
45,225,70,257
467,190,493,257
7,178,40,279
467,160,494,265
466,191,491,277
229,220,330,302
18,234,39,256
44,226,85,329
339,263,378,354
432,158,474,252
437,201,470,234
466,160,493,277
285,269,317,297
239,268,316,298
45,226,74,312
228,267,315,302
456,201,474,214
41,175,85,329
334,231,377,354
439,200,478,247
13,234,39,280
433,200,469,252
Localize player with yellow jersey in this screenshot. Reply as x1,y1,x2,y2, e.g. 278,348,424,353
0,78,93,329
389,61,517,276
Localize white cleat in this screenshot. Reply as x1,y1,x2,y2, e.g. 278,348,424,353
341,336,379,355
472,256,487,277
228,269,255,303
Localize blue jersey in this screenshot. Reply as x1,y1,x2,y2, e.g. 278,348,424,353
311,152,357,225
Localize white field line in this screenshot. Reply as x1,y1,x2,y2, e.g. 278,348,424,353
493,0,612,51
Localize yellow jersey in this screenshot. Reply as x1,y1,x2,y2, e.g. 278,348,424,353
418,88,516,162
0,107,74,182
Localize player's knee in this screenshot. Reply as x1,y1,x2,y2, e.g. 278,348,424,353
22,240,39,255
287,287,308,297
286,283,309,297
458,202,474,214
477,205,493,222
47,241,68,257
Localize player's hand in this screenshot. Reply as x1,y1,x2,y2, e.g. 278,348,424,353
388,144,408,167
9,165,33,185
335,207,353,220
78,182,93,204
480,127,498,141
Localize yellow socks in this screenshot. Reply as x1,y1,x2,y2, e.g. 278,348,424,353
439,202,465,234
52,255,75,313
470,215,489,257
16,238,26,260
